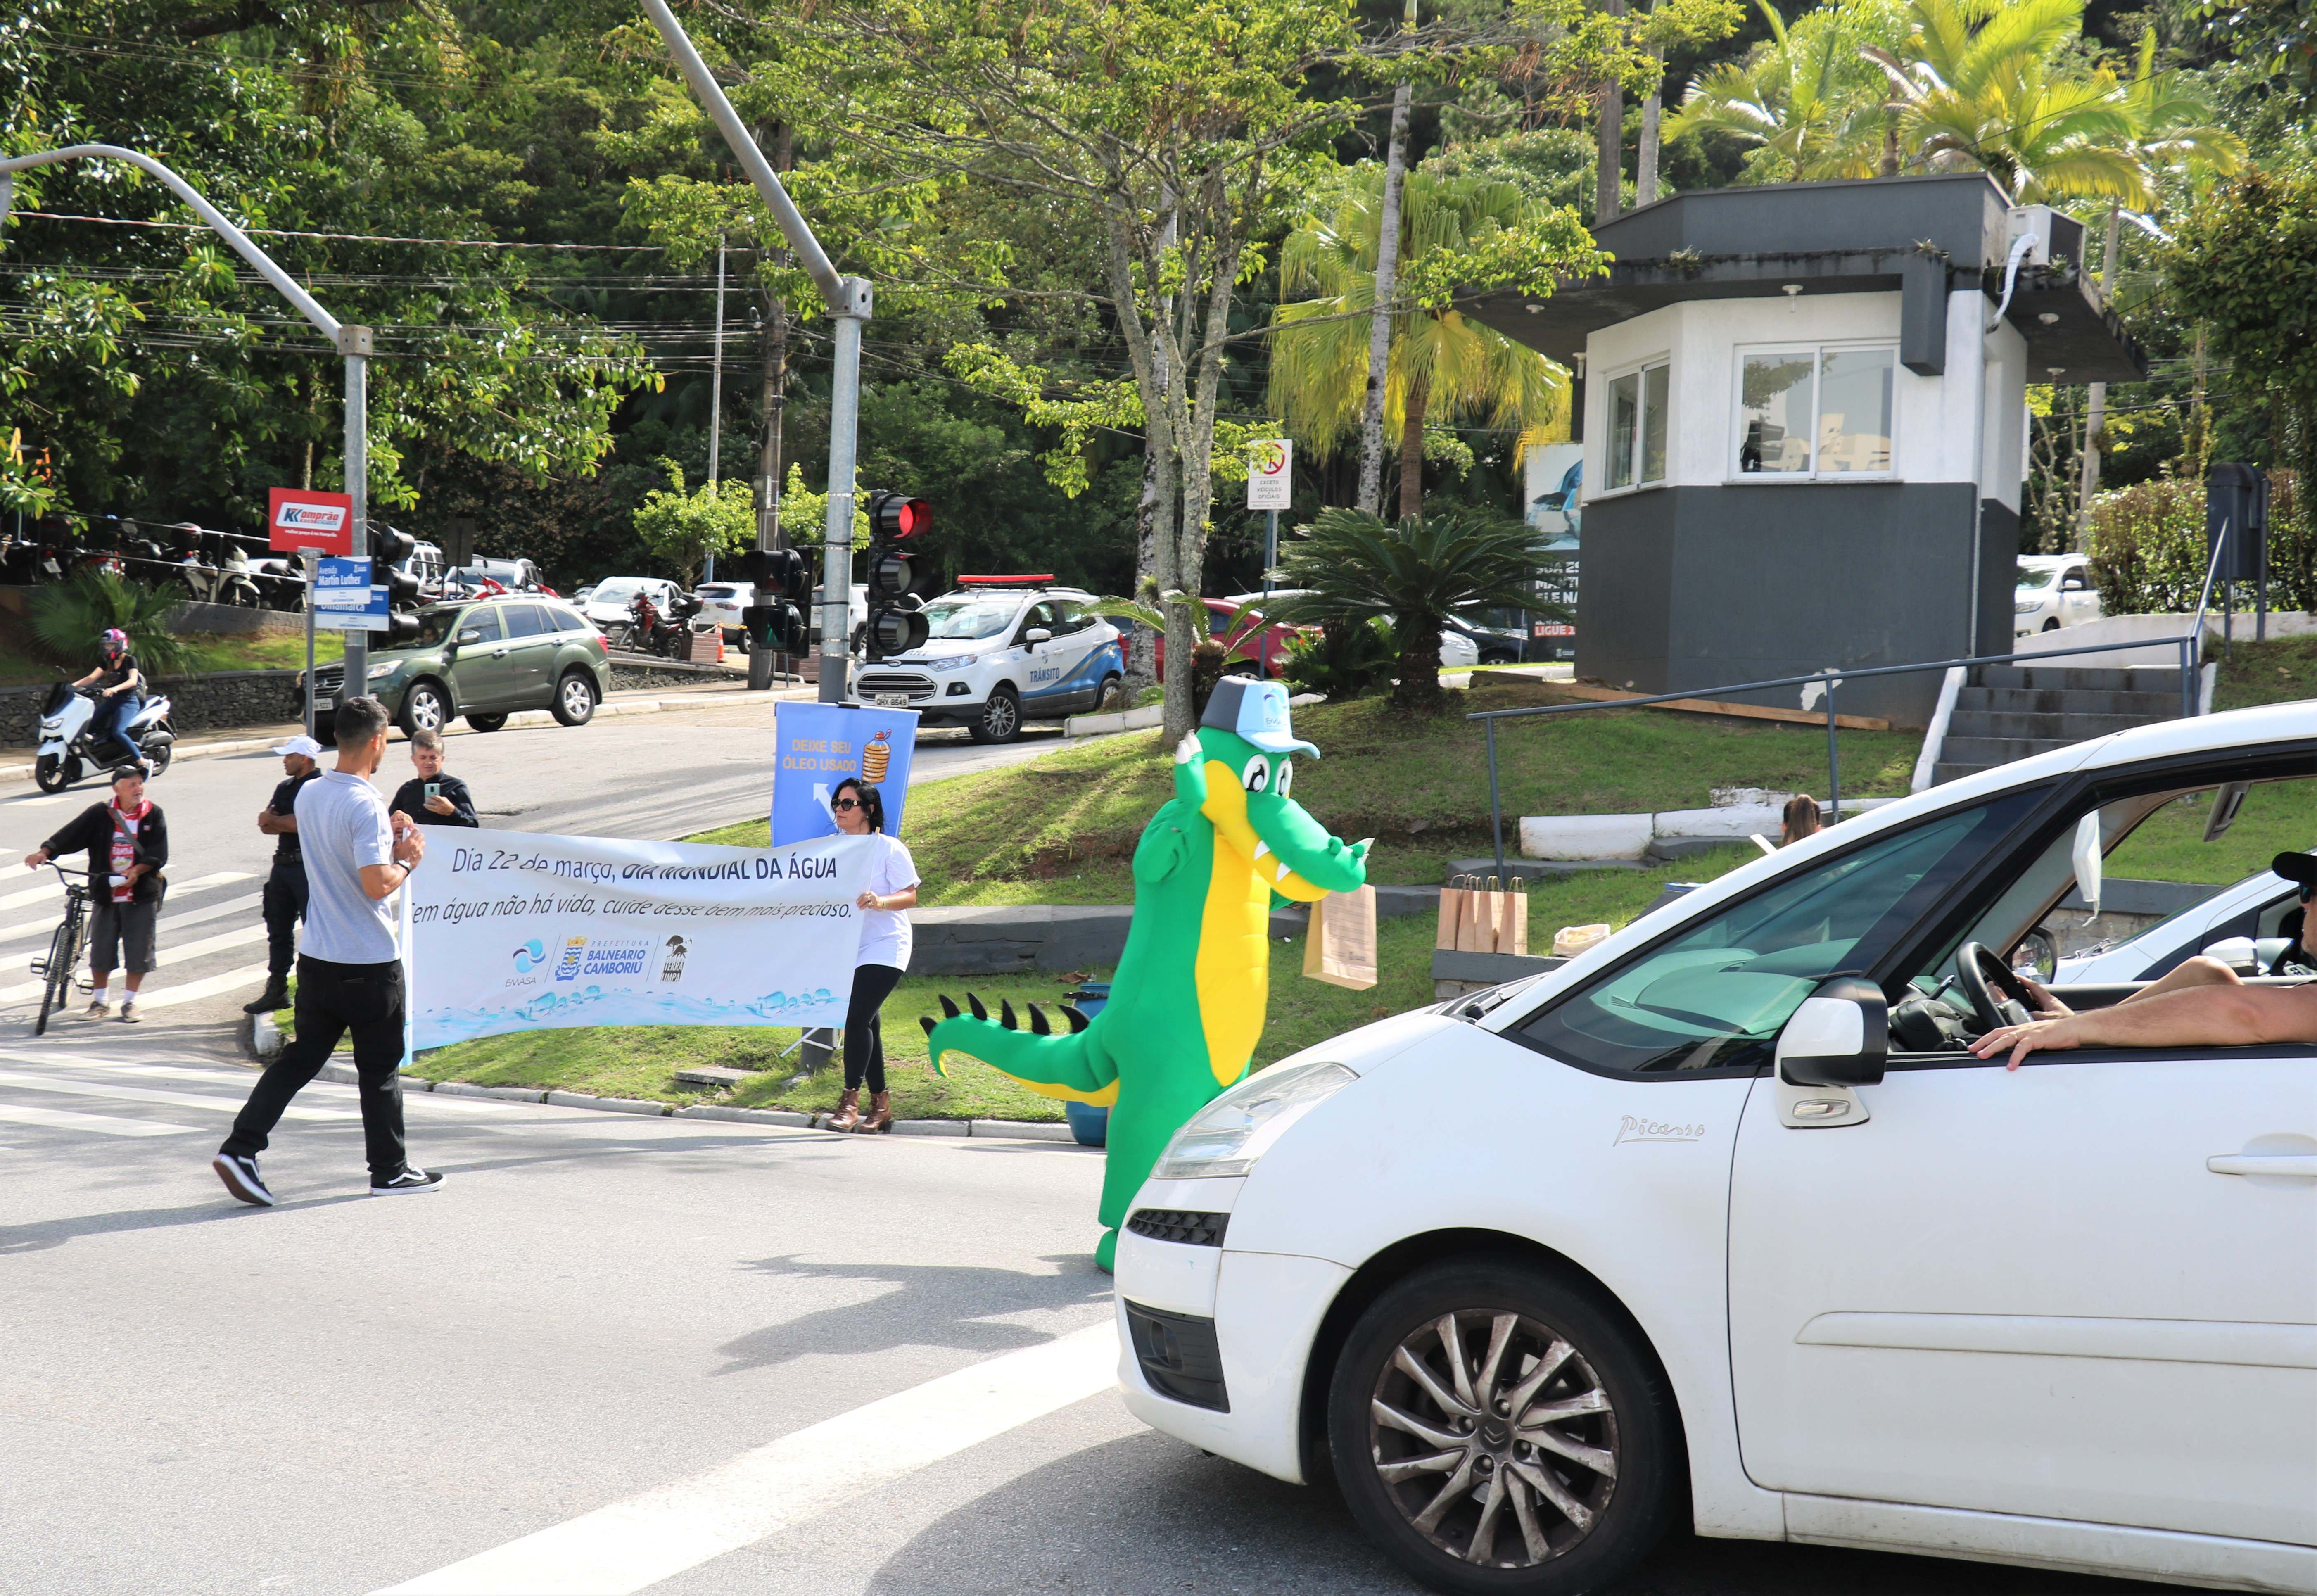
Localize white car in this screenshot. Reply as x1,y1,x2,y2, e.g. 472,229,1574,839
694,581,747,643
2017,553,2103,636
1116,701,2317,1595
581,577,681,635
849,584,1124,743
2055,861,2312,984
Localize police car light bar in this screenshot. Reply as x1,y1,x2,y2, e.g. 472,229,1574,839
957,573,1056,586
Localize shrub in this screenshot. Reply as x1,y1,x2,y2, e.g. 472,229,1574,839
2086,473,2311,615
27,572,197,676
1282,616,1398,701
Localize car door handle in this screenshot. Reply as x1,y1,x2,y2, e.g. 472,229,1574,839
491,648,508,658
2208,1154,2317,1177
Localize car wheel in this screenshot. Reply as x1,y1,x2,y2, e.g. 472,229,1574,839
551,670,598,727
1098,672,1125,712
967,686,1021,744
1328,1259,1677,1596
466,712,509,732
2041,618,2060,632
398,680,450,739
1482,651,1518,667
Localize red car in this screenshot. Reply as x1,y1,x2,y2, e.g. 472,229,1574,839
1152,596,1308,680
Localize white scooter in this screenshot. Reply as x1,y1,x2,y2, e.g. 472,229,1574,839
34,682,176,793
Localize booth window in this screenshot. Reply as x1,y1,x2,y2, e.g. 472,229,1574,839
1604,360,1670,491
1736,344,1895,477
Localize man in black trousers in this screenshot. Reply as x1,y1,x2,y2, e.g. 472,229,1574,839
214,696,436,1204
244,734,323,1015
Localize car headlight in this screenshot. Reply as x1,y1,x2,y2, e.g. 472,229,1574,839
926,654,980,672
2013,598,2040,614
1152,1060,1357,1179
367,660,405,680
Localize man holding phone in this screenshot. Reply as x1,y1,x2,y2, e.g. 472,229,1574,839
388,728,478,829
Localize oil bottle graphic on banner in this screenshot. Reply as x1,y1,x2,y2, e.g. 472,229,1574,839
861,729,893,785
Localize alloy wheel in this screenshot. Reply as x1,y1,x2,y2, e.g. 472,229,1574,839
558,674,595,724
1367,1309,1620,1570
407,686,446,734
983,693,1018,739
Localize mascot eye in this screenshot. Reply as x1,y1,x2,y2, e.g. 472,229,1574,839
1275,759,1293,796
1241,757,1268,793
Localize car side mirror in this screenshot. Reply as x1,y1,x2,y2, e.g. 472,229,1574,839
1025,627,1052,645
1776,975,1888,1088
2061,575,2087,590
456,629,482,647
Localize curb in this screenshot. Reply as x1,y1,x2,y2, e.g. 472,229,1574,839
304,1062,1077,1142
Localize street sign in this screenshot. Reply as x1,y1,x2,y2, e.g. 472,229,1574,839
312,554,387,630
267,487,354,555
1246,438,1292,511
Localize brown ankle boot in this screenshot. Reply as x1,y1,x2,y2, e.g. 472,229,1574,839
826,1088,861,1132
858,1090,893,1134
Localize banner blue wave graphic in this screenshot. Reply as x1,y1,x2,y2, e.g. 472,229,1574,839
412,983,841,1050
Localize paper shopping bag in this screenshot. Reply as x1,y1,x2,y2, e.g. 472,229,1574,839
1436,884,1469,952
1303,884,1378,990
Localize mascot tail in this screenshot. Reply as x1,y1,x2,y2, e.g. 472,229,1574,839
920,994,1118,1106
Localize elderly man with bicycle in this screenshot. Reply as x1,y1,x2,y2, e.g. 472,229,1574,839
23,763,169,1023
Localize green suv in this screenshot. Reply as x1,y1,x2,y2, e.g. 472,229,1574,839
310,595,614,736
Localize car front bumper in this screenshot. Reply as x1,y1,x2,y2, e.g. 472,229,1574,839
1112,1176,1349,1486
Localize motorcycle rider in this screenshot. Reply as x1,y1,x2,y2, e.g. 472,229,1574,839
73,629,147,772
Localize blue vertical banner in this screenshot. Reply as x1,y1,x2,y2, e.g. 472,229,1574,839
772,701,921,844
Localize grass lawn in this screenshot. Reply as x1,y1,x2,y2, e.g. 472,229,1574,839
691,678,1916,904
403,849,1757,1117
0,626,339,688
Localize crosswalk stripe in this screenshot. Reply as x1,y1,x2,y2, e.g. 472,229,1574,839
0,890,264,947
0,1069,351,1119
0,925,269,1005
0,1101,196,1136
131,961,275,1013
0,1051,270,1084
0,867,248,917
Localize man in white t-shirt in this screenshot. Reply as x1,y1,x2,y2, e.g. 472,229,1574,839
214,696,435,1204
823,778,919,1133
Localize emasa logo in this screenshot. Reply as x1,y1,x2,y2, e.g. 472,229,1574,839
511,938,546,974
553,936,588,981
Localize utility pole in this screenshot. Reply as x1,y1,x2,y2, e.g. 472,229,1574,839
643,0,866,706
0,144,372,701
704,234,726,582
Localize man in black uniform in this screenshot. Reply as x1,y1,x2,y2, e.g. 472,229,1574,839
244,734,323,1015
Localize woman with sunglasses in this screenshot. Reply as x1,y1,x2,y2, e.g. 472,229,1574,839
824,777,918,1133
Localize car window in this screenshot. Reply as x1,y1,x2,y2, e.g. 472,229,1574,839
1511,792,2040,1078
544,606,587,633
920,596,1018,641
1018,601,1060,641
2016,567,2057,589
1052,598,1090,634
503,603,549,639
461,606,504,643
592,580,641,603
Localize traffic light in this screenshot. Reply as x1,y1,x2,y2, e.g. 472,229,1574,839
370,525,421,645
736,547,811,655
862,492,931,661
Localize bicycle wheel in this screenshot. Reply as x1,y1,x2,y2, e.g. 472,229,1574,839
34,913,77,1036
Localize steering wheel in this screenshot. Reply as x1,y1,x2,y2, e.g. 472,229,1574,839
1952,941,2035,1033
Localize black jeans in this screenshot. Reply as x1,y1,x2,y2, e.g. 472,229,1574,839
843,963,904,1093
261,855,308,978
222,955,407,1179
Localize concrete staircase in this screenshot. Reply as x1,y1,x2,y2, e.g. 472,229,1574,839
1932,664,2185,785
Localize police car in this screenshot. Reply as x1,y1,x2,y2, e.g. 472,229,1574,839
848,580,1125,743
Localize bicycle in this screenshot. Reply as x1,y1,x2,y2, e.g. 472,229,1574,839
32,864,91,1037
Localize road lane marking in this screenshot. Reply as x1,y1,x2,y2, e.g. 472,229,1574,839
0,1101,195,1136
0,924,269,1005
0,868,249,916
372,1320,1121,1596
0,1069,352,1119
132,960,275,1012
0,890,265,946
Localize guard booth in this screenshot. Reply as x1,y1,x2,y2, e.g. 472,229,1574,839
1465,172,2146,726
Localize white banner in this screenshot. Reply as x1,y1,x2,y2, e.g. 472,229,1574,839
405,829,874,1051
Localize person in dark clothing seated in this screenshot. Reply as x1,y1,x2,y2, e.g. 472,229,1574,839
387,729,478,829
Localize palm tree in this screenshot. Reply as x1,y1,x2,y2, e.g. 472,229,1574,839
1264,507,1565,715
1268,171,1570,520
1868,0,2144,204
2074,30,2244,536
1665,0,1906,183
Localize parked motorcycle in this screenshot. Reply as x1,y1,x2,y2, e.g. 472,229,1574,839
34,682,177,793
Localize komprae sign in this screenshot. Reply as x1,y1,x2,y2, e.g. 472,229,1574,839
266,487,354,555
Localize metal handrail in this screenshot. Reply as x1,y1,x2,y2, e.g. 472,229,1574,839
1471,630,2205,875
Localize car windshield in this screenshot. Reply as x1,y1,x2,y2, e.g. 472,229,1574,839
382,608,464,652
921,597,1020,641
698,585,737,599
590,580,643,603
2016,567,2058,590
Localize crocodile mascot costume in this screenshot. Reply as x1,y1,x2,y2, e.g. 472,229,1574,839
922,677,1369,1271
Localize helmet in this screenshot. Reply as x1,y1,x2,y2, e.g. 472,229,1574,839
100,628,128,658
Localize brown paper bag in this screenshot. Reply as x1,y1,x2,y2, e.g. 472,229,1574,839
1304,884,1378,990
1500,887,1529,956
1435,884,1468,952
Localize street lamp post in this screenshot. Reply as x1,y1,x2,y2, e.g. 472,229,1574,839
0,145,375,711
640,0,864,705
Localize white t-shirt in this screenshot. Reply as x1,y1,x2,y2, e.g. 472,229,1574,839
855,831,919,971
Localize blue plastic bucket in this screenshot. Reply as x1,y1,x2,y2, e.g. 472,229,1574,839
1061,984,1111,1147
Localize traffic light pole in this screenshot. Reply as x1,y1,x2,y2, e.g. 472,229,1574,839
641,0,864,705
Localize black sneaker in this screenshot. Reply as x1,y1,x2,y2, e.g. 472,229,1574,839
369,1166,444,1195
212,1152,275,1207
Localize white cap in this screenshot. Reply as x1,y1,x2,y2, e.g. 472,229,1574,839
273,734,325,759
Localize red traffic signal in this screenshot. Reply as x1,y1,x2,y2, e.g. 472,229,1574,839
868,492,930,541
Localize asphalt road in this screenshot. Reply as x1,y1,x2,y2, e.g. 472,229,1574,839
0,689,2181,1595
